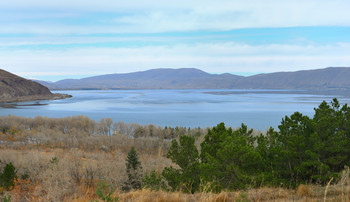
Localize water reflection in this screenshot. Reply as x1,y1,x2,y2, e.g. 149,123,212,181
0,101,48,109
0,89,349,130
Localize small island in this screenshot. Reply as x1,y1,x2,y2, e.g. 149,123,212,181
0,69,71,103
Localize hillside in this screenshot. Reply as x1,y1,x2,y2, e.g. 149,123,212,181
236,67,350,89
0,69,71,103
40,68,243,89
38,67,350,90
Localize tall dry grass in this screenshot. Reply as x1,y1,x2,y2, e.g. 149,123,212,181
0,147,172,201
70,186,350,202
1,145,348,202
1,149,349,201
0,115,349,201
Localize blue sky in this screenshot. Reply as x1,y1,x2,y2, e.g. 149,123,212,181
0,0,350,81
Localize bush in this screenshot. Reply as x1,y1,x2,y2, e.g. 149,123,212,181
95,180,118,202
1,195,11,202
142,170,167,191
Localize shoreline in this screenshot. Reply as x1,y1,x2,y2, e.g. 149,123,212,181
0,93,72,103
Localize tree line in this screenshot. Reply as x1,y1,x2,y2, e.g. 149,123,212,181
0,115,207,153
1,98,349,194
0,115,206,140
142,98,349,192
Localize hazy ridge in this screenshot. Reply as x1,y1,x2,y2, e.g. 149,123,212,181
38,67,350,90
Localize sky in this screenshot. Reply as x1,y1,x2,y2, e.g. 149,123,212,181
0,0,350,81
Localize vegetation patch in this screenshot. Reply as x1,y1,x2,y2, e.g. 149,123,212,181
0,98,349,201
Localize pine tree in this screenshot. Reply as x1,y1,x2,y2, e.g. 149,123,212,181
162,135,200,193
200,123,262,190
0,162,17,190
122,146,142,191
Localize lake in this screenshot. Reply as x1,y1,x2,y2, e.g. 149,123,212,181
1,89,350,131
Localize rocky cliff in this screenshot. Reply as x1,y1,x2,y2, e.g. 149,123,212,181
0,69,71,103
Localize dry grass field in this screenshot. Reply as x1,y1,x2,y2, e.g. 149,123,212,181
0,147,349,201
0,116,349,201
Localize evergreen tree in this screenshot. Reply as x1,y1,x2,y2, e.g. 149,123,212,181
256,127,283,186
200,123,262,191
122,146,142,191
142,170,166,191
313,98,350,173
162,135,200,193
0,162,17,190
159,99,350,191
274,98,350,185
278,112,322,185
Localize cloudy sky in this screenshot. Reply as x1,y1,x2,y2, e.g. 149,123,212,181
1,0,350,81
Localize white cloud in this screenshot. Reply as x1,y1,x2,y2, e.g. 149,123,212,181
1,1,348,80
2,42,350,80
0,0,349,34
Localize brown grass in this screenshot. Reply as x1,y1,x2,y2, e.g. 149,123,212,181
0,147,172,201
0,144,348,201
69,186,349,202
0,116,349,201
297,184,312,197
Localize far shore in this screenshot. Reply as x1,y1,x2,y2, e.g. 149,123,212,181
0,93,72,103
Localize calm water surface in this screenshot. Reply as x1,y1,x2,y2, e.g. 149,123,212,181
1,89,349,130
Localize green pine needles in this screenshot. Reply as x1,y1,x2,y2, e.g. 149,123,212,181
0,162,17,190
161,98,350,192
122,146,143,191
162,135,200,193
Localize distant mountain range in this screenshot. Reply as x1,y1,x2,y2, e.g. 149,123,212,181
37,67,350,90
0,69,71,103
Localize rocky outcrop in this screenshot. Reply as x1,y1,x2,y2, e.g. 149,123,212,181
0,69,71,103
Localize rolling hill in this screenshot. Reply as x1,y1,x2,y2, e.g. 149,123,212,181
38,67,350,90
0,69,71,103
